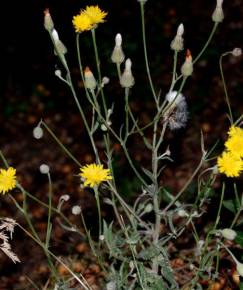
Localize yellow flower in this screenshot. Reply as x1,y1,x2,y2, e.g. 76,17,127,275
228,126,243,138
0,167,17,194
72,13,92,33
217,151,243,177
83,5,107,26
80,164,112,188
225,134,243,158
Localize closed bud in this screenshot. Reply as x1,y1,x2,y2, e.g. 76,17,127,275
33,126,43,139
111,33,125,64
84,67,97,90
52,29,59,42
236,262,243,277
144,203,153,213
221,228,237,240
181,49,193,77
55,40,67,55
170,23,184,51
232,48,242,57
44,8,54,31
55,69,62,78
120,58,135,88
40,164,50,174
72,205,81,215
212,0,224,22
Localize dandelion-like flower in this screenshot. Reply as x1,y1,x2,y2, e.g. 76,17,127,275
217,151,243,177
83,5,107,27
72,13,92,33
225,132,243,158
80,164,112,188
0,167,17,195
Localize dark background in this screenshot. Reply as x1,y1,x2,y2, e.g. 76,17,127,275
0,0,243,288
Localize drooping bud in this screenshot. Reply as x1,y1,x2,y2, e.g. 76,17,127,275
40,164,50,174
33,126,43,139
84,67,97,90
72,205,81,215
111,33,125,64
212,0,224,23
101,76,110,87
55,69,62,78
44,8,54,31
120,58,135,88
181,49,193,77
170,23,184,51
232,48,242,57
221,228,237,241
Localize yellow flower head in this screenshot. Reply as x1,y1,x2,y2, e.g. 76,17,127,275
72,13,92,33
225,133,243,158
228,126,243,138
83,5,107,26
0,167,17,194
80,163,112,188
217,151,243,177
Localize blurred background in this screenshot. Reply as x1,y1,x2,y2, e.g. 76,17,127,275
0,0,243,288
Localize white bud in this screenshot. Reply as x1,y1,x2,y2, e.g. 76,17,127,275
111,34,125,64
125,58,132,70
55,69,62,78
212,0,224,23
101,124,108,131
177,209,189,217
102,77,110,85
177,23,184,36
99,234,105,241
120,58,135,88
40,164,50,174
171,24,184,51
60,194,70,202
72,205,81,215
221,228,237,241
115,33,122,46
232,48,242,57
33,126,43,139
52,29,59,42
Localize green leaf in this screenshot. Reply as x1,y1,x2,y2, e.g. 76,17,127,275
235,231,243,247
223,199,238,213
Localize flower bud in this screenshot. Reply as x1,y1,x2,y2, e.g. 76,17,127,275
120,58,135,88
44,8,54,31
55,69,62,78
181,49,193,77
111,33,125,64
84,67,97,90
177,209,189,217
60,194,70,202
170,23,184,51
144,203,153,213
101,77,110,87
72,205,81,215
40,164,50,174
221,228,237,240
212,0,224,23
52,29,67,55
33,126,43,139
232,48,242,57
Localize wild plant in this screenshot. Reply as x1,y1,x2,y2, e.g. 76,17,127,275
0,0,243,289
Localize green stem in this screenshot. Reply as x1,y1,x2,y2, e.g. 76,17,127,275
140,2,157,104
45,173,53,248
219,52,234,124
91,28,107,115
213,182,225,231
41,121,81,167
